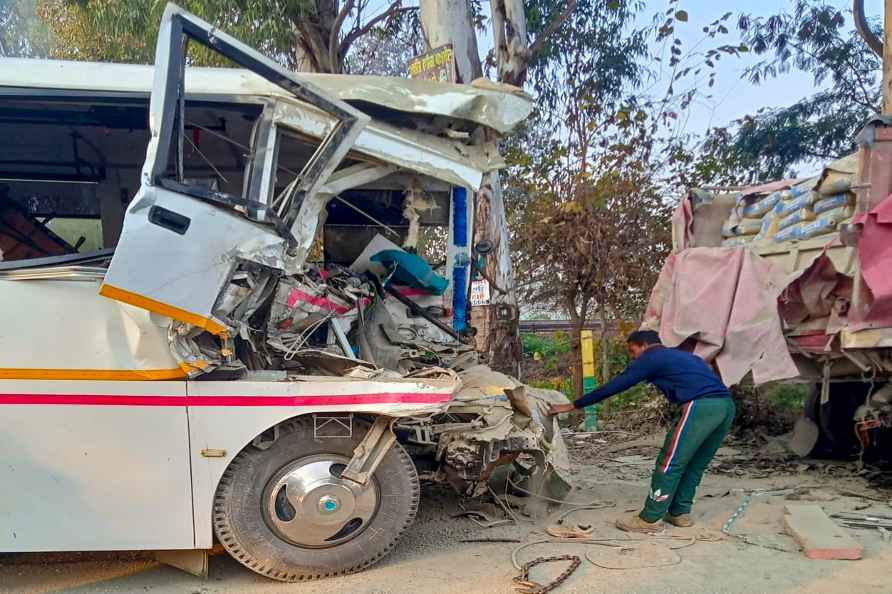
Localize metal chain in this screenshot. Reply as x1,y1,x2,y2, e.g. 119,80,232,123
511,555,581,594
721,493,753,535
722,489,799,553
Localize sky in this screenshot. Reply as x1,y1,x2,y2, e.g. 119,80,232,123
648,0,883,137
456,0,883,142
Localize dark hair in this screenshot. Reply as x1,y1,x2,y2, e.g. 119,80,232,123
627,330,662,346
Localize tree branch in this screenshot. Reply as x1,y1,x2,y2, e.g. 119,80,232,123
330,0,356,74
853,0,882,58
528,0,577,61
340,4,418,57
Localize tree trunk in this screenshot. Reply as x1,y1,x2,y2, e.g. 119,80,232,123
571,320,584,399
473,175,522,375
418,0,483,82
492,0,530,87
884,0,892,114
419,0,522,376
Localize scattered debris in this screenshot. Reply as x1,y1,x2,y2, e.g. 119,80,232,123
784,504,864,560
831,511,892,534
544,524,594,540
721,489,801,553
452,509,513,529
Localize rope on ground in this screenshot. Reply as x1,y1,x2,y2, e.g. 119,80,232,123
488,485,533,525
555,505,615,525
506,474,617,509
488,474,614,527
584,546,682,570
510,533,722,572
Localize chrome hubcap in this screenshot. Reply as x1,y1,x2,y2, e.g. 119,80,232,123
263,454,379,548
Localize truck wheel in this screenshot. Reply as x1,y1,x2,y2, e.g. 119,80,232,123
213,417,419,582
805,383,870,457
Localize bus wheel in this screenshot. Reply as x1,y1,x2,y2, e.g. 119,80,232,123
213,417,419,581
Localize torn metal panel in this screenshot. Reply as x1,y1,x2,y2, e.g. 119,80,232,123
407,364,571,497
293,75,532,135
287,164,396,266
102,5,378,333
849,193,892,332
270,100,496,190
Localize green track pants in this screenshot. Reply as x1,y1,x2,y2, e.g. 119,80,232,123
640,397,735,523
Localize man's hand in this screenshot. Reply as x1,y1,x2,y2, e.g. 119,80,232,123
549,402,576,415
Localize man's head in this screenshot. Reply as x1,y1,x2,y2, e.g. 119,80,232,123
627,330,662,359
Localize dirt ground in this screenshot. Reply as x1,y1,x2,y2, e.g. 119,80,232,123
3,431,891,594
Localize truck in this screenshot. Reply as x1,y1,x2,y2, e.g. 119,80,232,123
0,4,569,582
643,144,892,460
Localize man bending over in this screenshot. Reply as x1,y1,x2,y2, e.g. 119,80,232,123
550,330,735,533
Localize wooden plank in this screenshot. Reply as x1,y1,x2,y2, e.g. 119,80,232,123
784,504,863,560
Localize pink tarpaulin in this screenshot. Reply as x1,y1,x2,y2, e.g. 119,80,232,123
643,247,798,386
672,197,694,251
851,194,892,330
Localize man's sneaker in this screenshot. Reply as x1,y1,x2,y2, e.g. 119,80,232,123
664,513,694,527
615,512,663,534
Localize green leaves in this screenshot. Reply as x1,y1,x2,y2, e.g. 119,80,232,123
37,0,415,73
696,0,882,182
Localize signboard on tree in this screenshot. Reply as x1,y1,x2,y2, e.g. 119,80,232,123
470,279,491,306
408,44,456,83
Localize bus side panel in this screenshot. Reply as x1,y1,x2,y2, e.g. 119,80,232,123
186,379,456,549
0,380,193,551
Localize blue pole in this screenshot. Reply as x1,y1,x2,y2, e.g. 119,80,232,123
452,187,469,332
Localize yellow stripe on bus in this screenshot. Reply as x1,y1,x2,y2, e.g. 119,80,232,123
99,283,229,337
0,368,187,380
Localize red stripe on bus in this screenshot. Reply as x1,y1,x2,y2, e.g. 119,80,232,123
0,393,453,407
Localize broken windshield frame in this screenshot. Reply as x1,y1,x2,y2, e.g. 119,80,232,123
144,4,369,246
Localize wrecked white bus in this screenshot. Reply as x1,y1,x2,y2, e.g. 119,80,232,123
0,5,568,582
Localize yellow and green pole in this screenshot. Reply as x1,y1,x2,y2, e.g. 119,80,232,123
580,329,599,430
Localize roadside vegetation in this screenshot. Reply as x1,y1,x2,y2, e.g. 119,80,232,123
523,331,808,433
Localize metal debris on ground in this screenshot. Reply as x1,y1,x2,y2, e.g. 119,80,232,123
721,488,800,553
831,511,892,532
511,555,581,594
451,509,514,529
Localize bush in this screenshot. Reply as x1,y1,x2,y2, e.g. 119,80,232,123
522,332,572,374
526,376,575,401
764,382,808,411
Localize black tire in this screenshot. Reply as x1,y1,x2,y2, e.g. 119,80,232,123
213,416,419,582
804,382,870,457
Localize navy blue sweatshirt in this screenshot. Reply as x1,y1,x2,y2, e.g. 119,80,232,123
574,346,730,409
